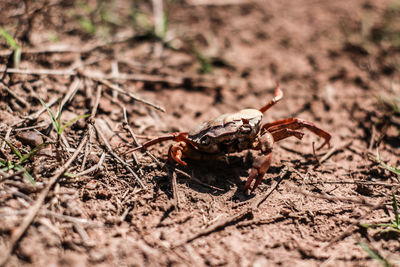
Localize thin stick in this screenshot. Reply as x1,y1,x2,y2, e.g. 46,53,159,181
80,83,103,171
4,186,34,203
75,152,106,177
305,180,400,188
173,208,252,247
152,0,164,38
0,170,8,179
288,183,377,207
122,107,141,165
13,123,48,131
1,128,12,150
252,166,289,209
368,125,376,151
170,169,180,209
312,142,320,164
13,97,59,127
319,141,352,164
59,77,81,115
0,209,103,227
90,72,183,85
0,83,28,107
0,134,88,266
92,77,165,112
2,68,75,76
0,169,26,182
119,206,133,223
236,214,287,228
90,84,102,118
123,107,140,146
80,139,91,172
73,223,92,246
94,123,146,189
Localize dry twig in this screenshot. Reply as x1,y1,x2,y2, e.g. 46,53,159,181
173,208,252,247
288,183,376,207
0,169,26,183
122,106,141,165
92,77,165,112
0,83,28,107
252,166,289,209
319,141,352,164
169,168,180,209
75,152,106,177
94,122,146,189
12,97,59,127
305,180,400,188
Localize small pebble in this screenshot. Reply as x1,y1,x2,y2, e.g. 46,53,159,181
16,131,43,147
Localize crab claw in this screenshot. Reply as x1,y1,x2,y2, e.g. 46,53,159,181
168,143,187,166
244,152,273,193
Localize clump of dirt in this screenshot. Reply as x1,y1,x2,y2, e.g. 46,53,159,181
0,0,399,266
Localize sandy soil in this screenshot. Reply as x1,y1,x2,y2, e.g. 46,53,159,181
0,0,399,266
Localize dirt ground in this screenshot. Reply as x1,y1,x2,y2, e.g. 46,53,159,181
0,0,399,266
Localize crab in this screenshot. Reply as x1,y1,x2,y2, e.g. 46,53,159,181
127,84,331,193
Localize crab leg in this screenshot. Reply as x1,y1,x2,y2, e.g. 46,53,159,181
123,132,189,154
243,132,275,192
168,141,221,165
271,128,304,142
259,83,283,113
245,129,307,192
262,118,331,149
244,152,273,192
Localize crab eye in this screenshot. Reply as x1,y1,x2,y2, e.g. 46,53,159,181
200,136,210,145
240,125,252,133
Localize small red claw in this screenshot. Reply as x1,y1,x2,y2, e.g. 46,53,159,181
168,144,187,166
171,156,187,166
243,169,257,192
243,153,273,193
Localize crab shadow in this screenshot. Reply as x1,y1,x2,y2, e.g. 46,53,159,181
152,152,283,201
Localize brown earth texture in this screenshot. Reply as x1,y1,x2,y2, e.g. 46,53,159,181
0,0,400,266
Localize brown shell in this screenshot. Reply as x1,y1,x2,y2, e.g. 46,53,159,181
188,109,263,154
